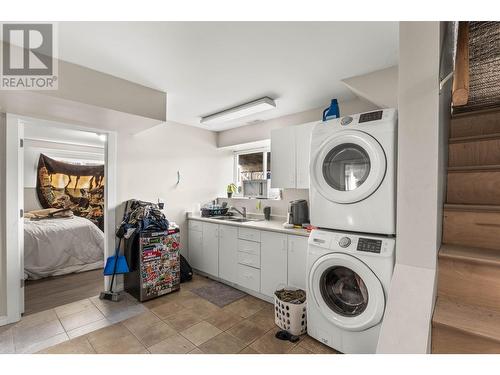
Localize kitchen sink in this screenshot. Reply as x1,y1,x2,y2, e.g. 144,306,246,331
211,216,261,223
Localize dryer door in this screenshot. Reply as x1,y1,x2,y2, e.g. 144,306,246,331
309,252,385,331
310,130,386,204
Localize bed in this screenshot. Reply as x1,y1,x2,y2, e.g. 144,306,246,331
24,216,104,280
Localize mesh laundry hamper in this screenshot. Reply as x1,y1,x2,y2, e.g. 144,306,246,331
274,287,307,336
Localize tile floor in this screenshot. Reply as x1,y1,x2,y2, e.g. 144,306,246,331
0,274,338,354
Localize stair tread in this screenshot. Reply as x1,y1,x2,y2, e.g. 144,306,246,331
449,132,500,143
440,244,500,266
448,164,500,172
452,106,500,119
444,204,500,212
433,297,500,342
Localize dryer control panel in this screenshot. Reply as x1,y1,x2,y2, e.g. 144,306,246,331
356,238,382,254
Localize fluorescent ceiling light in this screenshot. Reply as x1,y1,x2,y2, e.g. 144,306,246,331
201,97,276,125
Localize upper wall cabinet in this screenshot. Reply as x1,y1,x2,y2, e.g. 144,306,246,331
271,122,317,189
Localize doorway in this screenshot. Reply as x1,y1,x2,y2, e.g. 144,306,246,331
3,114,117,324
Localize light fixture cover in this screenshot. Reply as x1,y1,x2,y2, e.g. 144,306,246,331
201,97,276,125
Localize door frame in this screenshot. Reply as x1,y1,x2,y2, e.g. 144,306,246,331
3,114,117,325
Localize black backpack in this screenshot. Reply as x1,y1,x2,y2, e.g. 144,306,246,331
180,254,193,282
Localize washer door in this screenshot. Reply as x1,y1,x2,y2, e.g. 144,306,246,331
309,253,385,331
311,130,386,204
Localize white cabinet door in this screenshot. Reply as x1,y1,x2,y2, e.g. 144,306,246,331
260,231,287,298
287,235,308,290
271,126,296,189
218,225,238,284
202,222,219,277
188,228,203,271
295,122,316,189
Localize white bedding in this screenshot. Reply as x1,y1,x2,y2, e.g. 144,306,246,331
24,216,104,280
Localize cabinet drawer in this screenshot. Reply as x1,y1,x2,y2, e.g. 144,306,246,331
237,251,260,269
237,239,260,256
238,227,261,242
188,220,203,232
237,264,261,292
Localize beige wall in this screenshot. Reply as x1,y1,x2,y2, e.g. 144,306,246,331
377,21,451,354
217,97,378,148
0,114,6,317
218,188,309,219
342,66,398,108
116,122,234,257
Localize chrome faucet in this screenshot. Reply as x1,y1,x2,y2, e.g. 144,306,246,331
230,206,247,218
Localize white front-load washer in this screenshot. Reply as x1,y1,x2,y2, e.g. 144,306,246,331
309,108,397,235
306,229,395,354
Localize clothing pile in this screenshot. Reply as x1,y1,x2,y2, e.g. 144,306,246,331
117,200,169,238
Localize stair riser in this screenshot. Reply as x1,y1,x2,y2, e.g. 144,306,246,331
451,111,500,138
443,209,500,249
438,257,500,312
449,138,500,167
447,171,500,205
432,324,500,353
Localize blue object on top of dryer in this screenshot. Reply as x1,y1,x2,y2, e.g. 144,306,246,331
309,109,397,235
322,99,340,121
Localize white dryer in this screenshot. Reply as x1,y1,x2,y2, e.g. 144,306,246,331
306,229,395,354
309,109,397,235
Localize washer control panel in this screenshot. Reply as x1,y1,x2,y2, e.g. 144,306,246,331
338,236,351,248
356,238,383,253
308,229,395,257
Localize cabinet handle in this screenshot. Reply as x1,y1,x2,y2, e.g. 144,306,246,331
290,241,294,253
282,239,287,251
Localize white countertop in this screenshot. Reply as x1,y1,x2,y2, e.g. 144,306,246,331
187,212,310,237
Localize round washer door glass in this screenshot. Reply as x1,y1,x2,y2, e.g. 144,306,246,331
322,143,371,192
320,266,369,316
311,130,386,204
309,252,385,331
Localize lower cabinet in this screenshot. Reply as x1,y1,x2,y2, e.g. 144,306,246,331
201,222,219,277
188,223,203,271
188,219,309,301
218,225,238,284
287,235,308,290
237,264,261,292
260,231,287,298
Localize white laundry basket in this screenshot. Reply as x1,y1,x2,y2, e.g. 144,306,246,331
274,287,307,336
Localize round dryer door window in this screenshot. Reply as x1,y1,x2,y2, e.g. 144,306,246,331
309,253,385,331
311,130,386,204
322,143,371,192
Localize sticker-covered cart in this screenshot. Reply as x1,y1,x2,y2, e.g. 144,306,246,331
124,228,181,302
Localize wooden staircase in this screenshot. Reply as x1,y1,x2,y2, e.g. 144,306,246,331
432,109,500,353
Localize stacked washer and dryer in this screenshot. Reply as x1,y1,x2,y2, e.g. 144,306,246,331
306,108,397,354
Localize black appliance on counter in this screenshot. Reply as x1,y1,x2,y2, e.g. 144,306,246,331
288,200,309,226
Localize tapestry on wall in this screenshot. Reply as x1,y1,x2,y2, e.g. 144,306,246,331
36,154,105,230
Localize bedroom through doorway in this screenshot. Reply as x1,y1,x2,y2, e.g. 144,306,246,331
22,121,107,316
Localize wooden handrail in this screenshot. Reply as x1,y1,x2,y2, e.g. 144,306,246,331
453,21,470,106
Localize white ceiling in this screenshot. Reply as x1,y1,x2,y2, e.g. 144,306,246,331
58,22,399,131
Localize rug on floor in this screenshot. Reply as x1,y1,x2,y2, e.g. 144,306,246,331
191,283,247,307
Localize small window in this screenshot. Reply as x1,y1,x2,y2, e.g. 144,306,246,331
234,148,280,199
